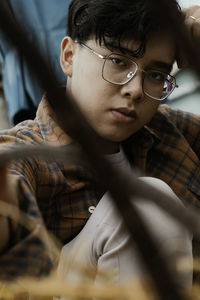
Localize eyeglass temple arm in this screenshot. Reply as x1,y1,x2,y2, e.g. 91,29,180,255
78,42,106,59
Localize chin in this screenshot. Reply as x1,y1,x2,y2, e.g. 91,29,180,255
104,133,133,143
97,126,137,144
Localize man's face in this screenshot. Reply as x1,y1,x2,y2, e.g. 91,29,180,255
61,32,175,153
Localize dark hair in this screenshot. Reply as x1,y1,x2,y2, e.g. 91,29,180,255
67,0,183,58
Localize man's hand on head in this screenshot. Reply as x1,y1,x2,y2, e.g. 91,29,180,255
177,5,200,68
184,5,200,36
0,167,18,253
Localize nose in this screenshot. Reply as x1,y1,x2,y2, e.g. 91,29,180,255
120,72,143,103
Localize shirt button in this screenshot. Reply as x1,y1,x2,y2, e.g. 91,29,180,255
88,206,95,214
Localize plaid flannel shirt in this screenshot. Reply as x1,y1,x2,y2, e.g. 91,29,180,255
0,95,200,280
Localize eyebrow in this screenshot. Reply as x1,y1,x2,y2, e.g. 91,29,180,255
147,60,173,73
102,44,174,73
102,43,143,59
116,46,174,73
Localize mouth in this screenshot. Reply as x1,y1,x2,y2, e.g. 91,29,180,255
111,107,137,123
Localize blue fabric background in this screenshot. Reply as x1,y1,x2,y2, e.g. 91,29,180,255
0,0,70,124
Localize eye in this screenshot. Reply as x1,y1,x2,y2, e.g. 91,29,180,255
147,71,166,82
111,57,127,67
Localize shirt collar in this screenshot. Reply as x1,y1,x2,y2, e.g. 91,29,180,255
144,125,161,142
36,94,72,146
128,125,160,149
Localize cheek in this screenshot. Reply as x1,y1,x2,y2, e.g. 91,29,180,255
72,66,104,99
80,57,102,82
72,68,115,109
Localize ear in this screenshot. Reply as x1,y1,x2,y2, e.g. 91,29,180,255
60,37,76,77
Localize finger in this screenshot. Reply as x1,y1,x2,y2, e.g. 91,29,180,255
191,19,200,39
183,5,200,20
183,5,200,34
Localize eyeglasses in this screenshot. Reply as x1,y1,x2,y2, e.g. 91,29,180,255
78,42,178,101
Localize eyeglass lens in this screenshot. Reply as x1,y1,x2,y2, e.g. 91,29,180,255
102,54,175,100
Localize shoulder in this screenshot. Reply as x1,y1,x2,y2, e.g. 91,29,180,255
0,119,43,146
149,104,200,156
157,104,200,127
149,104,200,135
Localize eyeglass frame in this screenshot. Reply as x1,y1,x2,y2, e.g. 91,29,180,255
76,41,178,101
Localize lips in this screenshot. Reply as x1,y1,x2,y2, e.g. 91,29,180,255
111,107,137,123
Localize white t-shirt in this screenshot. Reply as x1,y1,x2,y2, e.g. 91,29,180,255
105,147,132,172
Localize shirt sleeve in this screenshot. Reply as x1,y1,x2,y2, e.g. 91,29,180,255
0,133,58,280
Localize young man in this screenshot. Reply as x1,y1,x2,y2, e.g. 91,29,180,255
0,0,199,289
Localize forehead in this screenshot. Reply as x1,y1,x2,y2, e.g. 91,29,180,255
122,31,176,71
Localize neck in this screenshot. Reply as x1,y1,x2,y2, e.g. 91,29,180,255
97,138,120,154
